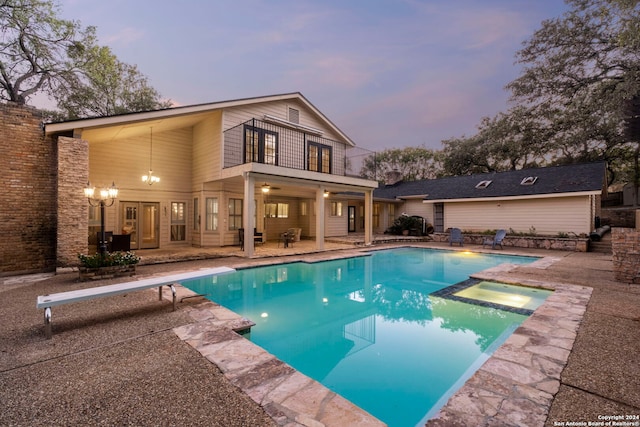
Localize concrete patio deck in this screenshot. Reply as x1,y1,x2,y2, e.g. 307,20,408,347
1,239,638,426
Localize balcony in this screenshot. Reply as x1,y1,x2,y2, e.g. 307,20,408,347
223,118,374,178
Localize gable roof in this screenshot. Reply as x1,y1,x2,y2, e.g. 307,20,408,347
45,92,356,146
374,162,605,202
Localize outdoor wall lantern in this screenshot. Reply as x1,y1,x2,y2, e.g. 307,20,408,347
84,181,118,255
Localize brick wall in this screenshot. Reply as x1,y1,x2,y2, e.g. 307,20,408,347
0,103,57,274
600,207,636,228
612,227,640,283
56,136,89,268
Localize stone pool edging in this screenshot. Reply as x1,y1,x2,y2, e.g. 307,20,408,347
426,263,593,427
172,287,385,427
167,253,592,427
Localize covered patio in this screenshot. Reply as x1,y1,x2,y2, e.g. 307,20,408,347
132,233,432,265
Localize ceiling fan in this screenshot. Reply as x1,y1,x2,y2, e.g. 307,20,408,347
261,183,280,193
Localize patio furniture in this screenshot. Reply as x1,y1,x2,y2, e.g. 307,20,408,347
288,227,302,242
36,266,236,339
111,234,131,251
239,228,264,250
449,228,464,246
279,230,296,248
482,229,507,249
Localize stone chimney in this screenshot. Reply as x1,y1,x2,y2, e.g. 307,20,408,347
384,169,403,186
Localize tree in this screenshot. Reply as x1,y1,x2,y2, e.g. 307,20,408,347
53,45,171,119
506,0,640,185
440,106,548,176
359,146,441,183
0,0,92,104
438,0,640,184
1,0,170,118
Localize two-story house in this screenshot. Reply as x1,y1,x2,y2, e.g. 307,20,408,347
46,92,378,265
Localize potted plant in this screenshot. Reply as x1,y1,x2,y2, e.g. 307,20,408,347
78,251,140,281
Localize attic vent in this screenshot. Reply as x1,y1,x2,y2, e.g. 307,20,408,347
288,107,300,124
520,176,538,185
475,180,492,189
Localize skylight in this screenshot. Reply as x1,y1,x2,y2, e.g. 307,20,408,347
475,180,492,189
520,176,538,185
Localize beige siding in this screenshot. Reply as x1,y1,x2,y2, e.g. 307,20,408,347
89,128,194,248
444,196,592,235
325,199,348,237
401,200,434,222
223,99,344,141
222,99,349,174
264,196,302,241
193,111,222,185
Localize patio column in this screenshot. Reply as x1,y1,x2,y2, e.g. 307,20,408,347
243,173,255,257
315,187,325,250
364,189,373,245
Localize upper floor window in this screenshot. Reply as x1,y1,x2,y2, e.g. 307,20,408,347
308,142,331,173
244,125,278,165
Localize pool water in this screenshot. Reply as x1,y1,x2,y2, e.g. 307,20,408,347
455,281,552,310
182,248,541,427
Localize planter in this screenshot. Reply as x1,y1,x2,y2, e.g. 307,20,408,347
79,264,137,281
430,232,589,252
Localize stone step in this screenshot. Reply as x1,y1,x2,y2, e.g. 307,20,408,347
589,241,612,254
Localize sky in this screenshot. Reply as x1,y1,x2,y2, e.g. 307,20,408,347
49,0,569,152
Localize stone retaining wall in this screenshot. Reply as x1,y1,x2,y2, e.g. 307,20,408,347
431,233,589,252
612,227,640,283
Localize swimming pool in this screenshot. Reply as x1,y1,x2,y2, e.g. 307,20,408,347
182,248,542,427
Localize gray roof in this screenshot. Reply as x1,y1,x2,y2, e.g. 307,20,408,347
374,162,605,201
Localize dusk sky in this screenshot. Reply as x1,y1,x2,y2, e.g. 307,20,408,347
52,0,569,152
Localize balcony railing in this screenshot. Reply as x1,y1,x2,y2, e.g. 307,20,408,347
223,118,375,178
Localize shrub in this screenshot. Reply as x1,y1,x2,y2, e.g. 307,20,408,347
387,214,424,235
78,251,140,268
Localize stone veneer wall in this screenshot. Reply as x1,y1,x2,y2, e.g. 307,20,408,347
431,232,589,252
0,103,57,274
612,227,640,283
56,136,89,268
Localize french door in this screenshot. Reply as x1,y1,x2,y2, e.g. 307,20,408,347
434,203,444,233
348,206,356,232
244,125,278,165
121,202,160,249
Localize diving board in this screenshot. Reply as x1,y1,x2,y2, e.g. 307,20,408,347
36,266,235,339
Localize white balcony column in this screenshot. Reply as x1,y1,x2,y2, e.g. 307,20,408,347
243,173,255,257
315,187,326,250
364,189,373,245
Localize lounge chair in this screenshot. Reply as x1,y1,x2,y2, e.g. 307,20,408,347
482,229,507,249
449,228,464,246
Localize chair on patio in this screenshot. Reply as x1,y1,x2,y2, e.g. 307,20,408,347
239,228,264,251
482,229,507,249
449,228,464,246
278,229,296,248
